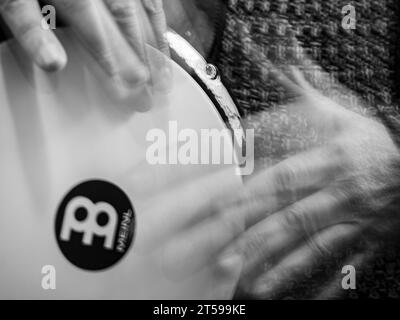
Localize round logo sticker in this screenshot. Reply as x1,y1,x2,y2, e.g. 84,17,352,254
55,180,135,271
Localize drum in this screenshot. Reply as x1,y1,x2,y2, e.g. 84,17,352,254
0,29,245,299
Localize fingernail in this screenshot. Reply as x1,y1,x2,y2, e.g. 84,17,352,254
37,43,67,72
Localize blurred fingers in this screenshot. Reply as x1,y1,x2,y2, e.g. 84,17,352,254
136,168,244,252
220,187,354,280
0,0,66,71
161,204,247,280
142,0,169,56
105,0,171,94
142,0,171,92
52,0,150,95
244,146,345,226
247,223,361,299
104,0,146,61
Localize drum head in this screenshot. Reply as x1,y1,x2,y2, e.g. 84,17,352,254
0,30,241,299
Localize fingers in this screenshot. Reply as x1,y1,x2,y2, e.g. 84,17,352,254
238,29,304,99
136,168,244,252
104,0,171,94
258,61,356,133
244,146,345,225
143,0,171,92
50,0,115,77
246,223,361,299
239,16,366,123
142,0,170,57
1,0,169,103
161,241,242,299
0,0,67,71
104,0,146,61
240,27,356,128
161,205,246,280
102,0,153,105
163,147,350,280
51,0,149,90
221,187,354,280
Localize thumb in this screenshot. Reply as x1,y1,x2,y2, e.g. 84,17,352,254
239,23,357,134
287,66,354,133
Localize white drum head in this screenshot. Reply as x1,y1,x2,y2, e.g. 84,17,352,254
0,31,241,299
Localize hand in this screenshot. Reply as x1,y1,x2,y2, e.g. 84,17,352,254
214,66,400,299
132,63,400,298
0,0,169,97
134,169,246,299
131,62,400,298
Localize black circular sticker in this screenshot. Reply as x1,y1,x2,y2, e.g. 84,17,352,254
55,180,135,271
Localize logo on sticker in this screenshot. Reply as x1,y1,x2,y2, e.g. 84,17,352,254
55,180,135,271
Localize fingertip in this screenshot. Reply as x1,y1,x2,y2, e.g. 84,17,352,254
211,253,243,299
41,55,68,73
119,63,151,89
36,43,68,72
216,253,243,277
134,65,151,86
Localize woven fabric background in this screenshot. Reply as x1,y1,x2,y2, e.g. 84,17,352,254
215,0,400,299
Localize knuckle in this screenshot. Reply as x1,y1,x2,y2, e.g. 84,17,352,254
330,185,354,209
307,237,331,258
94,48,115,72
106,0,137,20
273,162,297,193
281,204,306,233
236,231,268,263
142,0,163,15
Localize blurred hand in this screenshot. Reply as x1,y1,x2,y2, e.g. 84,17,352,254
135,169,246,299
133,61,400,298
214,66,400,299
0,0,169,95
